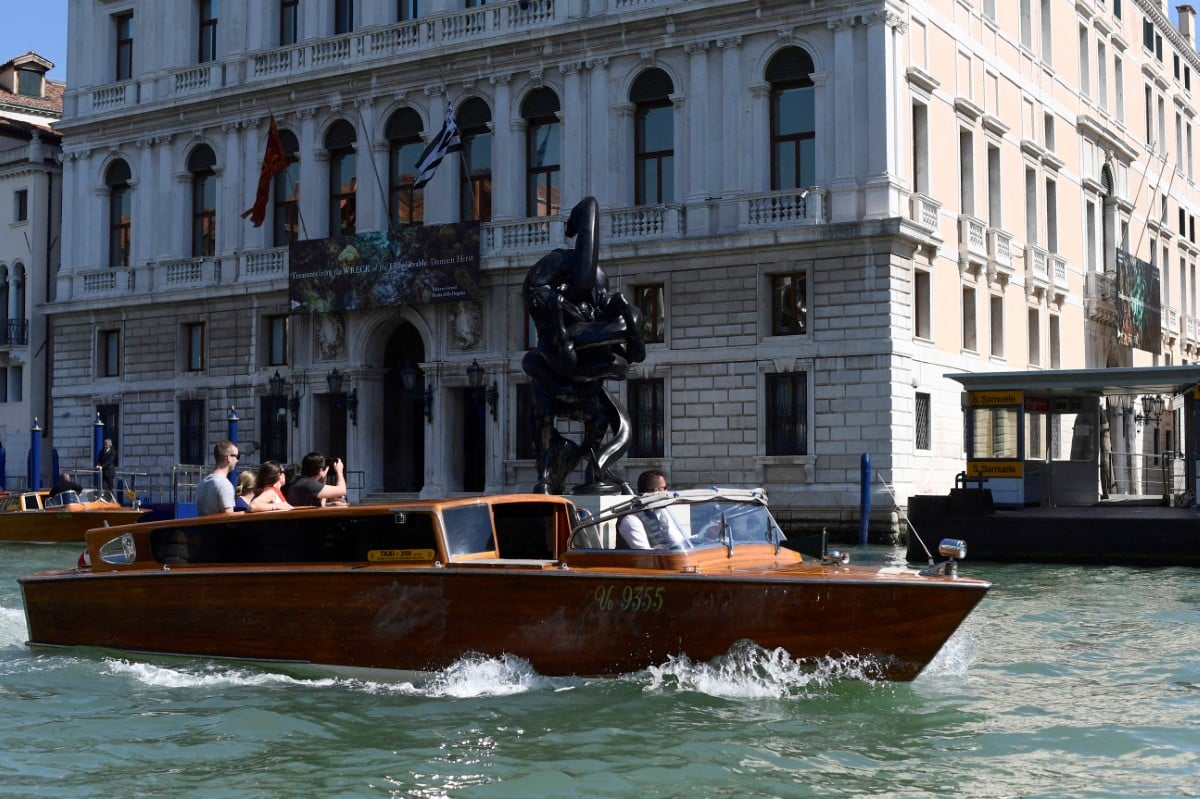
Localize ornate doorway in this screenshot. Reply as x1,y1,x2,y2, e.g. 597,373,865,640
383,323,425,492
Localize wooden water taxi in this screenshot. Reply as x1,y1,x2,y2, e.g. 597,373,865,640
0,489,146,543
19,489,989,680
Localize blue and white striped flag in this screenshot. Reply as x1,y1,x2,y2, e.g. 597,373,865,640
412,108,463,189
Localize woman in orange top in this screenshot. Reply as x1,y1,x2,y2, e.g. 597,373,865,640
250,461,294,512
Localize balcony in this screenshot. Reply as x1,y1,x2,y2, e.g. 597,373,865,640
1085,270,1117,324
0,319,29,346
742,188,826,227
957,214,987,274
61,187,853,304
986,228,1014,284
1025,244,1050,298
79,0,566,116
1163,306,1179,344
909,193,941,233
1050,254,1068,305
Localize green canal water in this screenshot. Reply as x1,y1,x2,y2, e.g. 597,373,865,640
1,544,1197,798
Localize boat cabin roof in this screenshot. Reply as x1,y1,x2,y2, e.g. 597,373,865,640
82,490,796,573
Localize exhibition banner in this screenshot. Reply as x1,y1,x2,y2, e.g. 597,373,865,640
289,222,480,313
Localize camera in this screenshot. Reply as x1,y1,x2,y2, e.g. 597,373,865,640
325,457,337,468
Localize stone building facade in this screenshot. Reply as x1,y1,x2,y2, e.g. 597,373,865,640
0,52,61,485
45,0,1200,531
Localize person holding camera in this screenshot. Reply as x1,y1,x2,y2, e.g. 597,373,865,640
287,451,348,507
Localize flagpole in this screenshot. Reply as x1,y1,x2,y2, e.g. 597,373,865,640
458,145,479,222
349,83,394,234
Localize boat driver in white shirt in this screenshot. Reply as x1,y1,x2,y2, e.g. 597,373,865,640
617,470,688,549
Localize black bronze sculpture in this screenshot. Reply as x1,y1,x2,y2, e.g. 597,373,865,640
522,197,645,494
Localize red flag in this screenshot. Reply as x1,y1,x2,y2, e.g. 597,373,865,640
242,116,288,227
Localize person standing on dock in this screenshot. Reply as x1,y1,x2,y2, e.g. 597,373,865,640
95,438,117,492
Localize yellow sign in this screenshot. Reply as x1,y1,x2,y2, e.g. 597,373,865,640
367,548,435,562
969,390,1023,407
966,460,1023,478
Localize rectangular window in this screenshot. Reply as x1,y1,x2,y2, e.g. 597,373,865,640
198,0,218,63
766,372,808,456
179,399,206,466
335,0,354,34
1028,308,1041,366
628,378,665,458
912,102,929,194
915,392,931,450
1078,26,1089,96
399,0,420,20
987,144,1001,226
1049,314,1061,369
914,269,931,339
1045,178,1058,252
1097,42,1108,111
99,330,120,377
184,322,205,372
634,284,665,344
1040,0,1052,60
959,129,974,215
1025,167,1038,243
13,189,27,222
990,294,1004,358
16,69,41,98
962,286,977,352
280,0,299,46
1019,0,1032,48
115,12,133,81
514,383,536,459
1115,56,1125,122
267,315,288,366
771,272,807,336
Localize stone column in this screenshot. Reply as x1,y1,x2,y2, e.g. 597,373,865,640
560,61,585,205
585,56,610,202
614,102,634,204
490,73,515,220
717,36,743,231
155,136,176,261
294,109,321,239
221,121,244,255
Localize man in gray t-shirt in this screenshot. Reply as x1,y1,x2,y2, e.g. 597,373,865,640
195,440,239,515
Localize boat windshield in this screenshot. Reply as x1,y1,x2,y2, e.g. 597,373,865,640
661,499,785,549
573,492,786,551
45,491,80,508
441,504,497,557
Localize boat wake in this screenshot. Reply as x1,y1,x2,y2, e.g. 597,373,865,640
916,628,979,678
644,640,887,698
78,634,977,698
0,607,27,649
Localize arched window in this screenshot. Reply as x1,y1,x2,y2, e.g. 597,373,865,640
767,47,816,191
386,108,424,227
11,263,25,327
106,159,132,267
326,120,357,236
631,69,674,205
272,129,301,247
457,98,492,222
188,145,217,257
523,88,561,217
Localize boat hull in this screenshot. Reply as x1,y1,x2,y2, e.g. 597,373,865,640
20,564,986,680
0,509,146,543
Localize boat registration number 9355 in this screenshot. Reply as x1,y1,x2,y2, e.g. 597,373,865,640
593,584,665,613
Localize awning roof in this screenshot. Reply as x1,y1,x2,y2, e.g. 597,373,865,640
946,366,1200,398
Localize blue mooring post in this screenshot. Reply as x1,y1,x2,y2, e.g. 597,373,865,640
30,417,42,491
227,405,239,486
93,413,105,490
859,453,871,547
